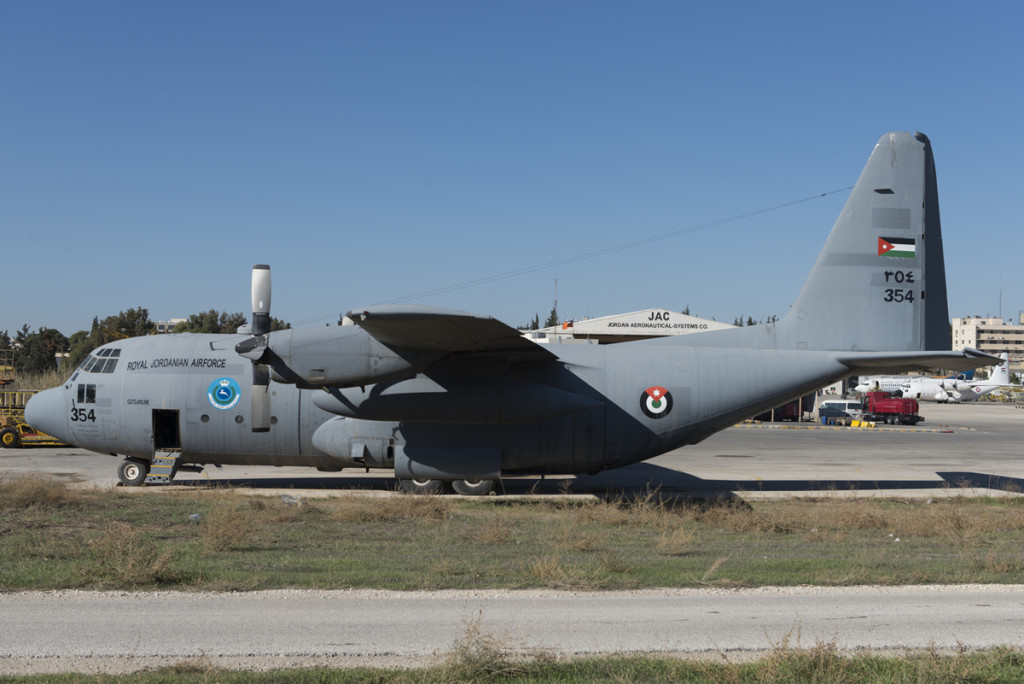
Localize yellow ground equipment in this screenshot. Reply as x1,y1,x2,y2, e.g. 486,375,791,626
0,390,65,447
0,350,13,387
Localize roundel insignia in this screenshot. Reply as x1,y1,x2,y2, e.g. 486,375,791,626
640,385,673,419
208,377,241,410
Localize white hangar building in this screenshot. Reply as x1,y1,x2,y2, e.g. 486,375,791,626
523,309,735,345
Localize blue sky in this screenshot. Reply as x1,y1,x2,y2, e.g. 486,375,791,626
3,1,1022,336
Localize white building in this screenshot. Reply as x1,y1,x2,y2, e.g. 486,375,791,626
951,316,1024,377
154,318,187,333
523,309,734,345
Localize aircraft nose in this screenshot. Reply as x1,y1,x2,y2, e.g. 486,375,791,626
25,388,70,443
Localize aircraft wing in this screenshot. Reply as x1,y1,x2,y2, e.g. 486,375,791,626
347,305,557,359
836,348,1000,375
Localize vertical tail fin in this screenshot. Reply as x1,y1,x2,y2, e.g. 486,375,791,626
989,353,1011,385
778,132,950,352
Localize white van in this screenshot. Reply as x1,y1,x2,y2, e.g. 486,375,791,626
817,399,863,419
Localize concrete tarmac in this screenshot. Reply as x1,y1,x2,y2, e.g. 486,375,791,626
3,400,1022,498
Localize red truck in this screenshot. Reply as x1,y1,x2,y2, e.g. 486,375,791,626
862,391,923,425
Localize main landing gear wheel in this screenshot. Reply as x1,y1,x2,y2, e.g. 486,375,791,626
118,459,150,486
399,478,445,495
0,428,20,448
451,479,497,496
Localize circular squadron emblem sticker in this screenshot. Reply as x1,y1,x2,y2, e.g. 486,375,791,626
208,377,241,410
640,385,673,419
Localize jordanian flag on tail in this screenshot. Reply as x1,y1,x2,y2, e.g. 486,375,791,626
878,236,916,258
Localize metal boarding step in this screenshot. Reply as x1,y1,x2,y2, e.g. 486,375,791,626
145,450,181,484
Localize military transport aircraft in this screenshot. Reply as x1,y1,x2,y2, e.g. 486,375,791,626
856,353,1011,402
25,132,997,494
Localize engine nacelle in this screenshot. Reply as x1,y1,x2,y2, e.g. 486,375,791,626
264,327,441,388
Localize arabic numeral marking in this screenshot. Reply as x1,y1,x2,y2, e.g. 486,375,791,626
70,408,96,422
883,288,915,303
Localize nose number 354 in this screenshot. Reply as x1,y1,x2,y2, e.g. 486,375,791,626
70,408,96,422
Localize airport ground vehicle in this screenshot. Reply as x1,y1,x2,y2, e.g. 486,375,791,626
0,421,64,447
817,407,853,425
818,398,864,420
861,391,922,425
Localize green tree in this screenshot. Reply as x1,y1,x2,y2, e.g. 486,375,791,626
544,306,559,328
173,310,248,334
106,307,156,337
173,310,290,334
13,327,69,375
519,314,540,331
66,308,157,369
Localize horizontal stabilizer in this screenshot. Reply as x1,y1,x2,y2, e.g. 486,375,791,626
836,347,1001,375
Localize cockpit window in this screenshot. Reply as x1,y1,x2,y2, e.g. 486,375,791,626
80,349,120,374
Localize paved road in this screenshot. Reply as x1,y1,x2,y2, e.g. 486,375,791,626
3,586,1024,674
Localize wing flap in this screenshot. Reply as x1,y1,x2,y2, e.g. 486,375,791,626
347,305,556,359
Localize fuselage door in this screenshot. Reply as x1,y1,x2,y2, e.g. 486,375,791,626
152,409,181,450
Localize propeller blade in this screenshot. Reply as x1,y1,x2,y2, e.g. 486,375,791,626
251,363,271,432
251,264,272,336
246,264,272,432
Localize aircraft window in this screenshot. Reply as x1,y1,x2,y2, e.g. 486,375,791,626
76,384,96,403
98,358,118,373
80,357,97,373
110,349,121,357
98,349,111,358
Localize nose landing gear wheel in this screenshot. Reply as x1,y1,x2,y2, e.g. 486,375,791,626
118,459,150,486
451,479,497,496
